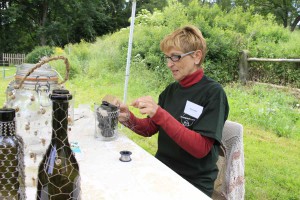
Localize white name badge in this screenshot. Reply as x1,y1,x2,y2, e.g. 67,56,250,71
184,100,203,119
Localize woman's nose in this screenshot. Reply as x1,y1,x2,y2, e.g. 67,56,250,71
166,59,174,68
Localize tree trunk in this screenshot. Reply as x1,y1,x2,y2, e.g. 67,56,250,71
282,0,288,28
290,15,300,32
40,1,49,46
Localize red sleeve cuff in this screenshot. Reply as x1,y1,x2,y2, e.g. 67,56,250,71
122,112,158,137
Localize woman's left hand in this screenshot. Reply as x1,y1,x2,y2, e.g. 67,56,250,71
131,96,159,117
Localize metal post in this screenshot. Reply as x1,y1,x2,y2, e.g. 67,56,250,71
123,0,137,104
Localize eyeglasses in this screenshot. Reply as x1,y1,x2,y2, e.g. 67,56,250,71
164,51,195,62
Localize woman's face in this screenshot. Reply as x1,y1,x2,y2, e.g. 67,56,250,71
164,48,201,81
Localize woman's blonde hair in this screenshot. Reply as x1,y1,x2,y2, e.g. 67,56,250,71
160,25,207,66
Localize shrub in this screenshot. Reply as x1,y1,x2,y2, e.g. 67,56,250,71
53,1,300,87
25,46,54,63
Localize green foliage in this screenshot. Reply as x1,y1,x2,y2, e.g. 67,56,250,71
0,0,132,53
184,3,299,86
21,1,300,87
135,0,167,13
245,19,300,87
48,0,299,151
135,9,165,26
163,0,189,29
248,0,300,30
25,46,54,63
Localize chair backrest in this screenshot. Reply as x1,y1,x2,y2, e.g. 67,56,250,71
213,120,245,200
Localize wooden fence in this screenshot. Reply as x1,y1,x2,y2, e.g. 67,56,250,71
238,50,300,85
2,53,26,65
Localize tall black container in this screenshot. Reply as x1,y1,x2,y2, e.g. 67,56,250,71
0,108,26,200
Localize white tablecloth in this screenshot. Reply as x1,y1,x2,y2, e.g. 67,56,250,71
26,105,211,200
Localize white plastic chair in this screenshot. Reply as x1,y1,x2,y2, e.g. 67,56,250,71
212,120,245,200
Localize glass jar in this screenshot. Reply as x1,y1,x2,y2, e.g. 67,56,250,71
94,101,120,141
4,56,74,187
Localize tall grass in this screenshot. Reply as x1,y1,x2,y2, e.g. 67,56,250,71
227,83,300,139
0,66,16,107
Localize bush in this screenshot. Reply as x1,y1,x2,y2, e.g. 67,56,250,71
51,1,300,87
25,46,54,63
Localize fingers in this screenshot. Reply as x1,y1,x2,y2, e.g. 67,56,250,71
118,96,158,121
131,96,154,108
102,95,121,107
132,101,146,109
118,103,130,122
118,112,130,122
130,96,158,117
130,99,139,108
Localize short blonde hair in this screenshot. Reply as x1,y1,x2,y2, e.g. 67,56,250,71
160,25,207,66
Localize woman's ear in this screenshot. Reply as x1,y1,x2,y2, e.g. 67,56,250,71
194,50,202,65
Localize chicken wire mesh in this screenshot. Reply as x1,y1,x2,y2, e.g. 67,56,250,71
0,120,26,200
94,101,120,141
36,91,81,200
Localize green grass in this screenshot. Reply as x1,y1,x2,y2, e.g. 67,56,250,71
227,83,300,139
1,65,299,199
244,127,300,200
0,66,16,107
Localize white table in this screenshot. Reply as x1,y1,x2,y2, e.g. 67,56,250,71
26,105,211,200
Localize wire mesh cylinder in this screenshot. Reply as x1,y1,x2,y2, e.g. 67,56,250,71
94,101,119,141
4,62,75,187
36,89,81,199
0,108,26,200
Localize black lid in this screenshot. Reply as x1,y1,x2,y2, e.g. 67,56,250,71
0,108,15,122
50,89,72,101
52,89,70,94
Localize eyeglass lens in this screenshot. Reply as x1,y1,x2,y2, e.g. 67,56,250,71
165,51,195,62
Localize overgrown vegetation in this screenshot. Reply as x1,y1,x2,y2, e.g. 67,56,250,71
227,83,300,138
48,1,300,88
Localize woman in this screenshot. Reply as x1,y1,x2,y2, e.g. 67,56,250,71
119,25,229,197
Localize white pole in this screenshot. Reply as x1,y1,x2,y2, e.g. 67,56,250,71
123,0,137,104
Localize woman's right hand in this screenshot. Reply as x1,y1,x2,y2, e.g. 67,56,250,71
118,103,130,123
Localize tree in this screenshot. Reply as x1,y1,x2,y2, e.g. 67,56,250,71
0,0,34,53
182,0,299,31
216,0,232,12
0,0,132,53
0,0,176,54
233,0,300,31
251,0,300,31
136,0,167,13
14,0,115,45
